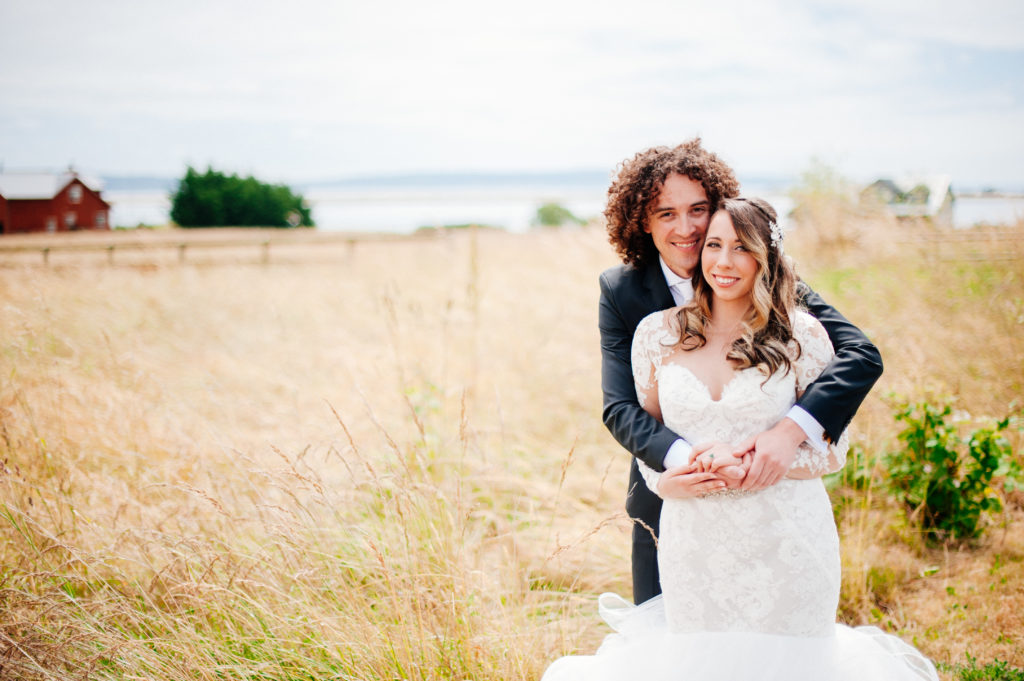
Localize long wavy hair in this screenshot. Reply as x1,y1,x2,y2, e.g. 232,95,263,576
605,138,740,268
676,197,800,377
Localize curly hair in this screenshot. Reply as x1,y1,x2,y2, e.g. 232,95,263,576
605,138,740,268
676,197,800,378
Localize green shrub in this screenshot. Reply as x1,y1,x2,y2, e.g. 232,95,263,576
946,654,1024,681
884,400,1020,541
170,166,313,228
532,202,583,227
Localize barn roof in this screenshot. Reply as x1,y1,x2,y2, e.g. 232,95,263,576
0,171,105,200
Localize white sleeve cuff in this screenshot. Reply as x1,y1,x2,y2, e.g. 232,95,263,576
786,406,828,452
662,439,693,469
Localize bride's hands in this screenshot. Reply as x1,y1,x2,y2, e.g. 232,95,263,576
691,442,742,473
655,442,753,499
656,463,728,499
689,441,749,490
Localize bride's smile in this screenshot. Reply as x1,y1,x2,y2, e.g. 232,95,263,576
701,210,758,304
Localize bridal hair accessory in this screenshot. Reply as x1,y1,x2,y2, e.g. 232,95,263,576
769,221,784,252
735,197,783,252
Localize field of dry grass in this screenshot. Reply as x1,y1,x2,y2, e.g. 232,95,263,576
1,219,1022,679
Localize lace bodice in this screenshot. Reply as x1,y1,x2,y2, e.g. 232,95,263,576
628,308,850,636
632,308,849,487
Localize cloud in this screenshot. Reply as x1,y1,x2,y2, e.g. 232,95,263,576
1,0,1022,185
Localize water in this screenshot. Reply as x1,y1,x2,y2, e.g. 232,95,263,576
304,186,608,233
104,186,1023,234
951,196,1024,227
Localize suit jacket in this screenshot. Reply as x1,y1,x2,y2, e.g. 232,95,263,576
599,261,884,527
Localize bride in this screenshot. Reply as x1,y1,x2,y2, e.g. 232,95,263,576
543,198,938,681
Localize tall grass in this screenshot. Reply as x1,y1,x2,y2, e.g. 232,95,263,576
1,219,1022,679
1,231,629,679
786,180,1024,673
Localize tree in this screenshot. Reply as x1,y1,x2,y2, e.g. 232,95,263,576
532,202,584,227
170,166,314,228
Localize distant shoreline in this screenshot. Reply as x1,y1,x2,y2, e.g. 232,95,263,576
955,191,1024,199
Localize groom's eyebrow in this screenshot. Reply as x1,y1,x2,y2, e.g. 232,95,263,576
650,199,709,213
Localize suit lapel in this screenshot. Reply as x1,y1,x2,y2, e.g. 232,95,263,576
642,262,675,314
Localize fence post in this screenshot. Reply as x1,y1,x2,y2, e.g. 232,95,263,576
261,240,270,265
107,245,115,265
178,243,187,264
42,247,50,266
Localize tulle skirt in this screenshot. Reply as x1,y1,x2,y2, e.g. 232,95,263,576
542,594,939,681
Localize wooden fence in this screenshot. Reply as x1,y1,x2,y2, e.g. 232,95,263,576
0,229,434,267
0,225,1019,267
892,230,1022,263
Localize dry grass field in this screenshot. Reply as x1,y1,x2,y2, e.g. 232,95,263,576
1,217,1022,680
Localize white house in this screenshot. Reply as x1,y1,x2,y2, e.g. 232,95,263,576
861,175,954,228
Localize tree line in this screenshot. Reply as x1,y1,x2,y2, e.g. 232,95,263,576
170,166,313,228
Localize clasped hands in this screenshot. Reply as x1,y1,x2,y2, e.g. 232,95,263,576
655,418,807,500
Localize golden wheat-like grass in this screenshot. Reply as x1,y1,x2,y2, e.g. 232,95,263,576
1,223,1021,680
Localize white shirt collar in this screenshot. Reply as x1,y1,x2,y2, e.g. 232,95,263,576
658,255,691,289
658,256,694,306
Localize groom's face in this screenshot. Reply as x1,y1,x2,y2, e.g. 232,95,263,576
644,173,711,279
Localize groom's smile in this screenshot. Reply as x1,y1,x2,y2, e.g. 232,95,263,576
644,173,710,279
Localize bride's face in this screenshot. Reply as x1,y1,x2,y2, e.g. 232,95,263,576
701,211,758,303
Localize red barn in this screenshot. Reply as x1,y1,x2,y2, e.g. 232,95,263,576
0,170,111,234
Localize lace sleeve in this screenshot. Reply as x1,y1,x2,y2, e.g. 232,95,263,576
631,311,675,495
638,459,663,495
792,311,834,395
631,311,673,421
788,312,849,478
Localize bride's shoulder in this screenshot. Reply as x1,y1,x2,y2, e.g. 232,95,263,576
634,308,683,354
792,309,833,355
637,307,684,334
793,308,826,337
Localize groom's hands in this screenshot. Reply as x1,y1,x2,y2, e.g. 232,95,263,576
733,417,806,491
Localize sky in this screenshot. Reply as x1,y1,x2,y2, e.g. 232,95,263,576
1,0,1022,189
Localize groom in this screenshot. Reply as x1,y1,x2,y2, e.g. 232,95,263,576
599,138,884,604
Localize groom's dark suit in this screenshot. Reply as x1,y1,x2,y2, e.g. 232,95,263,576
599,261,883,604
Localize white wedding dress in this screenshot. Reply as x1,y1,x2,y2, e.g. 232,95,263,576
543,310,938,681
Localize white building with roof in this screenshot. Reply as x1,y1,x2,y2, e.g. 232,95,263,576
861,175,954,228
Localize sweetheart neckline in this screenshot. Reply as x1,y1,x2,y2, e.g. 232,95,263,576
659,362,753,403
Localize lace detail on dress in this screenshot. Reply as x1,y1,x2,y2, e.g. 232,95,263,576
631,310,678,412
631,310,681,494
629,308,846,637
638,458,662,495
788,312,849,478
540,306,937,681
